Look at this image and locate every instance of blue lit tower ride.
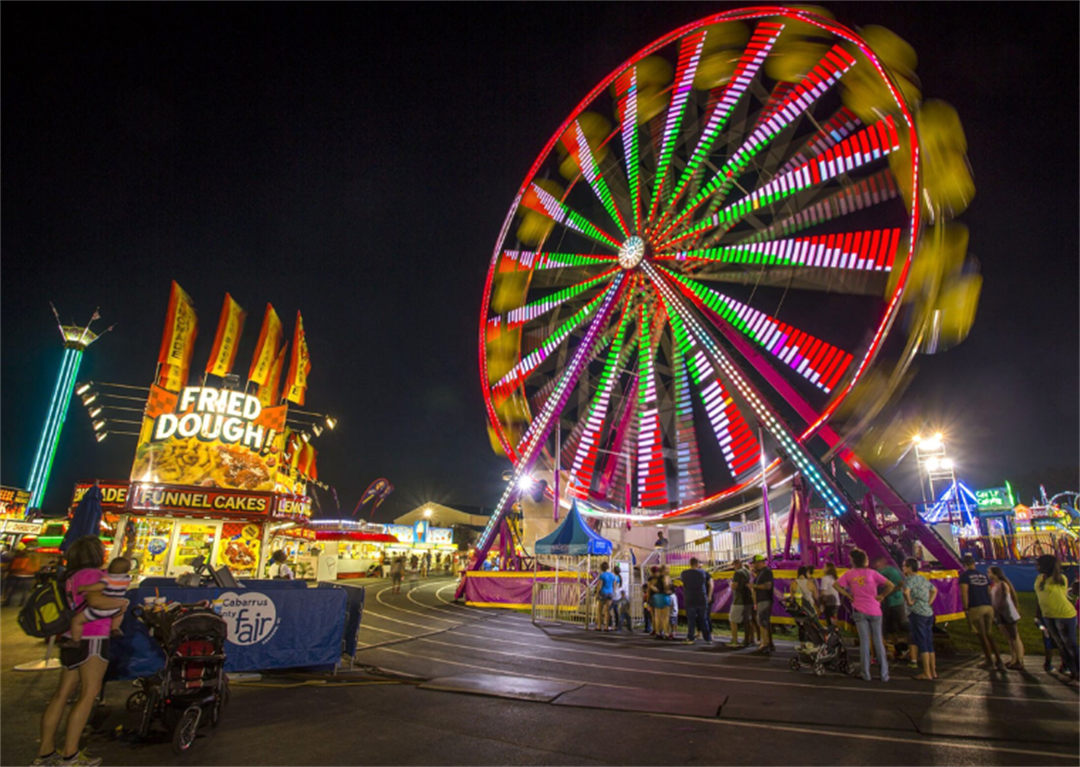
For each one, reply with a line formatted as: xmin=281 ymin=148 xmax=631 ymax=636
xmin=25 ymin=305 xmax=111 ymax=511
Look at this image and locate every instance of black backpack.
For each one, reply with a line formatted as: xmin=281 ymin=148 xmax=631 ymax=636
xmin=18 ymin=569 xmax=75 ymax=638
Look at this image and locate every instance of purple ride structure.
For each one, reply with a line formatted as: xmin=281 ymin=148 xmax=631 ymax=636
xmin=463 ymin=6 xmax=968 ymax=599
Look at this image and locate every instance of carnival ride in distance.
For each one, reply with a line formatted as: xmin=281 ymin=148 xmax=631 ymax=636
xmin=464 ymin=5 xmax=981 ymax=590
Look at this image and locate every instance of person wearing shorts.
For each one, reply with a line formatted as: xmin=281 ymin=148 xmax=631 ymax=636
xmin=902 ymin=557 xmax=937 ymax=680
xmin=390 ymin=557 xmax=405 ymax=593
xmin=728 ymin=559 xmax=754 ymax=646
xmin=750 ymin=555 xmax=775 ymax=654
xmin=959 ymin=555 xmax=1003 ymax=670
xmin=35 ymin=536 xmax=128 ymax=767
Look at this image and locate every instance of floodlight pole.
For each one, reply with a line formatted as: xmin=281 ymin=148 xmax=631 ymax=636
xmin=26 ymin=307 xmax=110 ymax=511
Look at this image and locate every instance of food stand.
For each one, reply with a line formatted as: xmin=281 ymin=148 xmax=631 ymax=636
xmin=108 ymin=483 xmax=314 ymax=581
xmin=103 ymin=283 xmax=325 ymax=583
xmin=0 ymin=486 xmax=38 ymax=545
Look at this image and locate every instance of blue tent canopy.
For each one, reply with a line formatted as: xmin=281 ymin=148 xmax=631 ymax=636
xmin=534 ymin=500 xmax=612 ymax=556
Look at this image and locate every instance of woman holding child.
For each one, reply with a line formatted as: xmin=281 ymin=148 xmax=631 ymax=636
xmin=34 ymin=536 xmax=129 ymax=767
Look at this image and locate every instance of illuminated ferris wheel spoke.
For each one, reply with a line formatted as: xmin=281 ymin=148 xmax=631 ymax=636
xmin=499 ymin=268 xmax=619 ymax=328
xmin=499 ymin=249 xmax=616 ymax=272
xmin=561 ymin=120 xmax=632 ymax=238
xmin=671 ymin=339 xmax=705 ymax=505
xmin=776 ymin=106 xmax=862 ymax=177
xmin=490 ymin=285 xmax=615 ymax=406
xmin=663 ymin=269 xmax=854 ymax=393
xmin=657 ymin=44 xmax=858 ymax=243
xmin=645 ymin=29 xmax=707 ymax=228
xmin=740 ymin=170 xmax=901 ymax=246
xmin=520 ymin=182 xmax=622 ymax=250
xmin=661 ymin=115 xmax=901 ymax=249
xmin=659 ymin=21 xmax=784 ymax=227
xmin=636 ymin=302 xmax=669 ymax=507
xmin=659 ymin=228 xmax=900 ymax=272
xmin=667 ymin=305 xmax=760 ymax=480
xmin=566 ymin=306 xmax=634 ymax=498
xmin=614 ymin=68 xmax=643 ymax=232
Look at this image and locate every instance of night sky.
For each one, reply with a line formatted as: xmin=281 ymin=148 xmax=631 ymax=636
xmin=3 ymin=3 xmax=1077 ymax=521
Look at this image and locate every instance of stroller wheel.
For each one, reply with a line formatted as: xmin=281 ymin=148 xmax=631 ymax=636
xmin=813 ymin=662 xmax=826 ymax=677
xmin=126 ymin=691 xmax=148 ymax=714
xmin=138 ymin=689 xmax=158 ymax=739
xmin=837 ymin=659 xmax=850 ymax=675
xmin=172 ymin=706 xmax=200 ymax=754
xmin=210 ymin=698 xmax=222 ymax=728
xmin=789 ymin=658 xmax=801 ymax=671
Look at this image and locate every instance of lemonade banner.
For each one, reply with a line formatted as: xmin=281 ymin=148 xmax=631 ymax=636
xmin=131 ymin=383 xmax=288 ymax=493
xmin=156 ymin=281 xmax=199 ymax=393
xmin=70 ymin=482 xmax=130 ymax=513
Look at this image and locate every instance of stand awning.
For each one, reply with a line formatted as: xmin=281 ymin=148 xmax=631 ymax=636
xmin=534 ymin=500 xmax=612 ymax=556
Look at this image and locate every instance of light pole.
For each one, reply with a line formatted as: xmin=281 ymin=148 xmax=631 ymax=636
xmin=913 ymin=432 xmax=957 ymax=521
xmin=26 ymin=306 xmax=111 ymax=510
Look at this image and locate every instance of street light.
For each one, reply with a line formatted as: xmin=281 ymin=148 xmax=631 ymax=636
xmin=95 ymin=432 xmax=108 ymax=443
xmin=75 ymin=382 xmax=93 ymax=396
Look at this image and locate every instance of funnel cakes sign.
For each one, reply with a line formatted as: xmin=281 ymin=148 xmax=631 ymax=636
xmin=131 ymin=384 xmax=288 ymax=492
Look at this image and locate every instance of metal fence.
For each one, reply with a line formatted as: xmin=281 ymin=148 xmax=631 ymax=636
xmin=958 ymin=532 xmax=1078 ymax=563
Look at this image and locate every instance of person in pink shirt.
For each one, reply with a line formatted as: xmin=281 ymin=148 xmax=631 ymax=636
xmin=834 ymin=548 xmax=896 ymax=682
xmin=35 ymin=536 xmax=128 ymax=767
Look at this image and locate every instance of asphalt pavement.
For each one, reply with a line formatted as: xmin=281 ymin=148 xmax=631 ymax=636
xmin=1 ymin=576 xmax=1077 ymax=766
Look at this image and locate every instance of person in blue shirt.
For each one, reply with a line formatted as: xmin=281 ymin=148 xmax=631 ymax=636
xmin=595 ymin=561 xmax=617 ymax=631
xmin=959 ymin=555 xmax=1003 ymax=670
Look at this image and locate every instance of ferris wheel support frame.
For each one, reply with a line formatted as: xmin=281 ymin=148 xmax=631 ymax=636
xmin=684 ymin=282 xmax=962 ymax=569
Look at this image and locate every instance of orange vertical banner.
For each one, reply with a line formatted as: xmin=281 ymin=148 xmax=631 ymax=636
xmin=206 ymin=293 xmax=247 ymax=377
xmin=283 ymin=311 xmax=312 ymax=406
xmin=156 ymin=281 xmax=199 ymax=392
xmin=247 ymin=304 xmax=282 ymax=386
xmin=258 ymin=343 xmax=288 ymax=408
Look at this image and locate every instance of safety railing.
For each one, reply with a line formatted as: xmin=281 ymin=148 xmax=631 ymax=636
xmin=958 ymin=532 xmax=1078 ymax=564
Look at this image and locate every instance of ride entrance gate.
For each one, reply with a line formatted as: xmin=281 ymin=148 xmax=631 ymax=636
xmin=531 ymin=554 xmax=642 ymax=629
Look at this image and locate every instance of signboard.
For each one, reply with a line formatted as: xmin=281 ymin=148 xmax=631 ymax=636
xmin=1 ymin=521 xmax=43 ymax=535
xmin=427 ymin=527 xmax=453 ymax=545
xmin=975 ymin=486 xmax=1013 ymax=510
xmin=131 ymin=384 xmax=289 ymax=493
xmin=126 ymin=482 xmax=274 ymax=518
xmin=70 ymin=482 xmax=130 ymax=513
xmin=277 ymin=526 xmax=316 ymax=541
xmin=0 ymin=486 xmax=31 ymax=520
xmin=384 ymin=524 xmax=415 ymax=545
xmin=275 ymin=494 xmax=313 ymax=519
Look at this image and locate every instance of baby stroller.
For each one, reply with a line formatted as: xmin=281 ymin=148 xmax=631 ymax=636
xmin=782 ymin=595 xmax=852 ymax=677
xmin=127 ymin=602 xmax=229 ymax=753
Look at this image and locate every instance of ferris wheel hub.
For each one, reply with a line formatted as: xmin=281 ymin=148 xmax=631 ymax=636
xmin=618 ymin=236 xmax=647 ymax=270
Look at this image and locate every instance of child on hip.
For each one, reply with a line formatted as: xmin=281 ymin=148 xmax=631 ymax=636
xmin=70 ymin=557 xmax=132 ymax=640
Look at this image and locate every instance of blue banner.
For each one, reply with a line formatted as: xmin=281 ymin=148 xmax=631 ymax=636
xmin=108 ymin=584 xmax=346 ymax=680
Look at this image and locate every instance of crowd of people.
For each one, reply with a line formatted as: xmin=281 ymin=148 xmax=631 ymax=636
xmin=587 ymin=548 xmax=1079 ymax=684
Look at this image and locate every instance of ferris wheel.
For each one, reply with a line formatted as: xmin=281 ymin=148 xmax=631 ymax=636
xmin=477 ymin=6 xmax=928 ymax=549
